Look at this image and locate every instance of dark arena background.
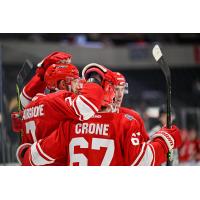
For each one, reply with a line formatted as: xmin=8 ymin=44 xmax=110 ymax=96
xmin=0 ymin=33 xmax=200 ymax=165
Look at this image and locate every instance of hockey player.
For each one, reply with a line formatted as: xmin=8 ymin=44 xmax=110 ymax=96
xmin=12 ymin=51 xmax=73 ymax=134
xmin=112 ymin=72 xmax=149 ymax=142
xmin=11 ymin=52 xmax=77 ymax=134
xmin=16 ymin=63 xmax=114 ymax=165
xmin=20 ymin=64 xmax=182 ymax=166
xmin=20 ymin=51 xmax=72 ymax=108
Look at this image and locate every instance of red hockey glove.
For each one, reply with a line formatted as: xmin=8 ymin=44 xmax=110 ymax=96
xmin=11 ymin=112 xmax=22 ymax=133
xmin=36 ymin=51 xmax=72 ymax=80
xmin=151 ymin=125 xmax=182 ymax=152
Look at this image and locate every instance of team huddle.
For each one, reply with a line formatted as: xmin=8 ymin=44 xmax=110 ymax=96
xmin=12 ymin=51 xmax=182 ymax=166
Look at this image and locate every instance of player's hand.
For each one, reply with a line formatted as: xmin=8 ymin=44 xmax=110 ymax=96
xmin=11 ymin=112 xmax=22 ymax=133
xmin=152 ymin=125 xmax=182 ymax=151
xmin=36 ymin=51 xmax=72 ymax=79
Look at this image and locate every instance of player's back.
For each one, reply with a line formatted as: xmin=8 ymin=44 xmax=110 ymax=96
xmin=21 ymin=90 xmax=73 ymax=144
xmin=22 ymin=105 xmax=180 ymax=166
xmin=66 ymin=112 xmax=139 ymax=166
xmin=119 ymin=107 xmax=149 ymax=141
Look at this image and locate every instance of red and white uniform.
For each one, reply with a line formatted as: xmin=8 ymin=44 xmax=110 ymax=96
xmin=20 ymin=73 xmax=47 ymax=108
xmin=17 ymin=83 xmax=104 ymax=165
xmin=119 ymin=107 xmax=149 ymax=142
xmin=20 ymin=51 xmax=72 ymax=108
xmin=21 ymin=112 xmax=181 ymax=166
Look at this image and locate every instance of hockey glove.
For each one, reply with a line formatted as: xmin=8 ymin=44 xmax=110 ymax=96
xmin=151 ymin=125 xmax=182 ymax=152
xmin=36 ymin=51 xmax=72 ymax=80
xmin=11 ymin=112 xmax=22 ymax=133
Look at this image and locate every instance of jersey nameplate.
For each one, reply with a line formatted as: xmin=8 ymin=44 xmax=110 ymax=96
xmin=75 ymin=123 xmax=109 ymax=136
xmin=23 ymin=104 xmax=44 ymax=120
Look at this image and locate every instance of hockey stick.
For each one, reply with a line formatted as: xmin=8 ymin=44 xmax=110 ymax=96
xmin=152 ymin=44 xmax=173 ymax=166
xmin=16 ymin=59 xmax=34 ymax=139
xmin=16 ymin=59 xmax=34 ymax=106
xmin=17 ymin=59 xmax=34 ymax=90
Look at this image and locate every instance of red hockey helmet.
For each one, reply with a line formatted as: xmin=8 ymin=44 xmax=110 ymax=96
xmin=113 ymin=72 xmax=128 ymax=94
xmin=82 ymin=63 xmax=116 ymax=107
xmin=44 ymin=63 xmax=79 ymax=90
xmin=113 ymin=72 xmax=126 ymax=86
xmin=82 ymin=63 xmax=107 ymax=81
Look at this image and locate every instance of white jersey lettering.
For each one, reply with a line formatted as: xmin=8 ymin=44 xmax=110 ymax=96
xmin=75 ymin=123 xmax=109 ymax=136
xmin=23 ymin=104 xmax=44 ymax=120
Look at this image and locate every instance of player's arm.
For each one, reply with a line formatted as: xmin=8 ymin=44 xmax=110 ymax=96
xmin=52 ymin=66 xmax=106 ymax=121
xmin=124 ymin=120 xmax=182 ymax=166
xmin=70 ymin=82 xmax=104 ymax=121
xmin=17 ymin=121 xmax=68 ymax=166
xmin=20 ymin=74 xmax=47 ymax=108
xmin=131 ymin=110 xmax=150 ymax=141
xmin=69 ymin=64 xmax=115 ymax=121
xmin=20 ymin=52 xmax=72 ymax=108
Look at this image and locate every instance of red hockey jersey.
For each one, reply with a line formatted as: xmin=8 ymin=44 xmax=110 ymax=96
xmin=17 ymin=83 xmax=104 ymax=165
xmin=20 ymin=74 xmax=47 ymax=108
xmin=119 ymin=107 xmax=149 ymax=142
xmin=21 ymin=82 xmax=104 ymax=143
xmin=22 ymin=112 xmax=169 ymax=166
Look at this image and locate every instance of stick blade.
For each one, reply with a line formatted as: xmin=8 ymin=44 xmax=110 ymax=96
xmin=17 ymin=59 xmax=33 ymax=87
xmin=152 ymin=44 xmax=163 ymax=61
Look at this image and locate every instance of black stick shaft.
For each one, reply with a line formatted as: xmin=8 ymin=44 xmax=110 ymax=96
xmin=166 ymin=73 xmax=171 ymax=128
xmin=158 ymin=57 xmax=173 ymax=166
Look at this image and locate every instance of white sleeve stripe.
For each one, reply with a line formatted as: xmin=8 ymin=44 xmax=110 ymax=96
xmin=20 ymin=92 xmax=31 ymax=108
xmin=79 ymin=95 xmax=98 ymax=112
xmin=137 ymin=145 xmax=154 ymax=166
xmin=72 ymin=99 xmax=84 ymax=121
xmin=22 ymin=88 xmax=32 ymax=100
xmin=72 ymin=98 xmax=81 ymax=116
xmin=131 ymin=143 xmax=146 ymax=166
xmin=73 ymin=96 xmax=95 ymax=120
xmin=29 ymin=155 xmax=35 ymax=166
xmin=30 ymin=142 xmax=54 ymax=166
xmin=37 ymin=141 xmax=54 ymax=161
xmin=16 ymin=143 xmax=31 ymax=165
xmin=79 ymin=96 xmax=97 ymax=114
xmin=148 ymin=144 xmax=155 ymax=166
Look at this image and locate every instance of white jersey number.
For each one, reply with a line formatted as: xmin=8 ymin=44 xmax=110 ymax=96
xmin=69 ymin=137 xmax=114 ymax=166
xmin=25 ymin=121 xmax=37 ymax=142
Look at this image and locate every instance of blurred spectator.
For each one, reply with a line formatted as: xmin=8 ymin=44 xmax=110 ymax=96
xmin=148 ymin=104 xmax=176 ymax=138
xmin=148 ymin=104 xmax=178 ymax=165
xmin=192 ymin=79 xmax=200 ymax=95
xmin=179 ymin=129 xmax=191 ymax=164
xmin=179 ymin=128 xmax=200 ymax=165
xmin=188 ymin=128 xmax=199 ymax=162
